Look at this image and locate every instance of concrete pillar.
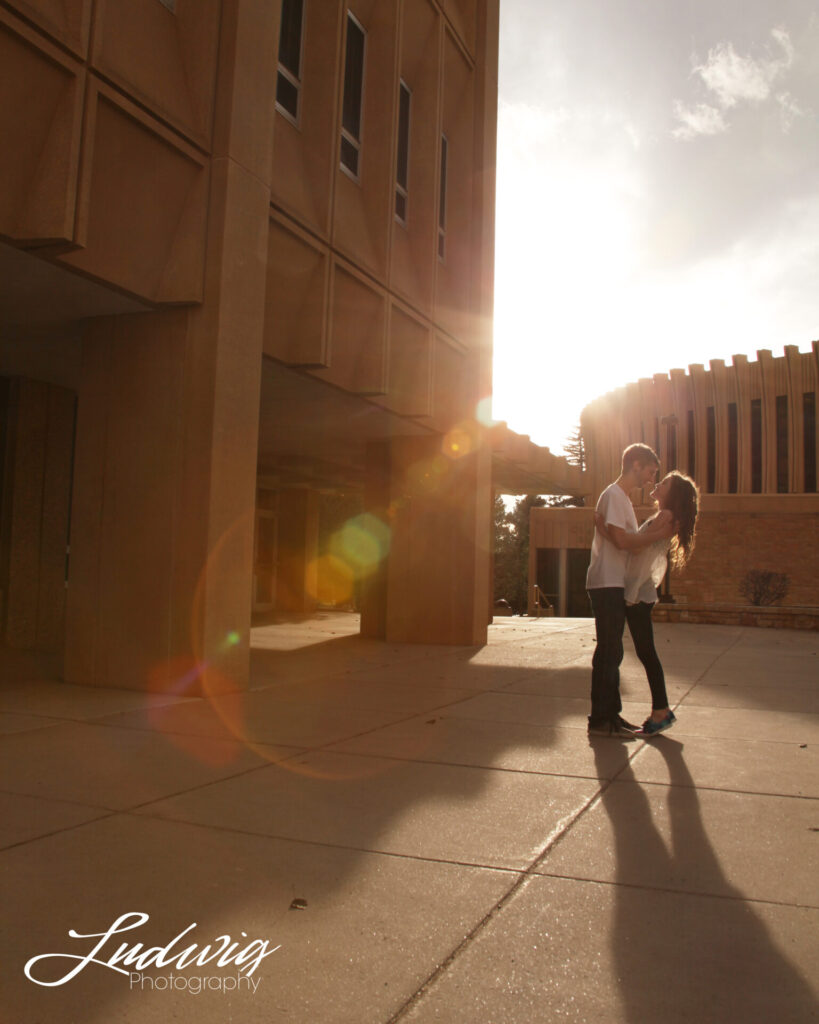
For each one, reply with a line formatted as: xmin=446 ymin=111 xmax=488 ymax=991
xmin=63 ymin=1 xmax=279 ymax=693
xmin=368 ymin=433 xmax=490 ymax=646
xmin=276 ymin=489 xmax=320 ymax=614
xmin=1 ymin=378 xmax=74 ymax=652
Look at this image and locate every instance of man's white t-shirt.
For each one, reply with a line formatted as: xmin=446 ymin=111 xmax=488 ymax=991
xmin=586 ymin=482 xmax=638 ymax=590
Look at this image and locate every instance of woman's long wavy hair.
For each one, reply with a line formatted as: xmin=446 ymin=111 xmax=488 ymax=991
xmin=664 ymin=471 xmax=699 ymax=568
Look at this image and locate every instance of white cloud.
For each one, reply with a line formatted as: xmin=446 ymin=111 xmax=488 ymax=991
xmin=673 ymin=28 xmax=801 ymax=139
xmin=776 ymin=91 xmax=806 ymax=132
xmin=672 ymin=102 xmax=728 ymax=140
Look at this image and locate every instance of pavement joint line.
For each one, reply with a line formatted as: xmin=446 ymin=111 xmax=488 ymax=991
xmin=605 ymin=776 xmax=819 ymax=801
xmin=384 ymin=748 xmax=645 ymax=1023
xmin=0 ymin=810 xmax=119 ymax=853
xmin=523 ymin=871 xmax=819 ymax=910
xmin=317 ymin=746 xmax=622 ymax=783
xmin=674 ymin=627 xmax=750 ymax=707
xmin=0 ymin=787 xmax=113 ymax=812
xmin=117 ymin=810 xmax=527 ymax=874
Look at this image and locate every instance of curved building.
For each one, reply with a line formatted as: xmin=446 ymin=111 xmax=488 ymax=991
xmin=530 ymin=344 xmax=819 ymax=627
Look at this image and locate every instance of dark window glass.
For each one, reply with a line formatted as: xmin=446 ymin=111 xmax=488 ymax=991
xmin=276 ymin=0 xmax=304 ymax=121
xmin=341 ymin=14 xmax=365 ymax=175
xmin=438 ymin=134 xmax=448 ymax=259
xmin=706 ymin=406 xmax=715 ymax=493
xmin=276 ymin=76 xmax=299 ymax=118
xmin=804 ymin=392 xmax=816 ymax=492
xmin=536 ymin=548 xmax=559 ymax=606
xmin=666 ymin=423 xmax=677 ymax=471
xmin=687 ymin=409 xmax=695 ymax=478
xmin=776 ymin=394 xmax=788 ymax=492
xmin=395 ymin=81 xmax=410 ymax=222
xmin=278 ymin=0 xmax=303 ymax=77
xmin=728 ymin=402 xmax=738 ymax=493
xmin=750 ymin=399 xmax=762 ymax=493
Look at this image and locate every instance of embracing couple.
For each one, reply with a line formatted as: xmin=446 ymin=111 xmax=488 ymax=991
xmin=586 ymin=443 xmax=699 ymax=739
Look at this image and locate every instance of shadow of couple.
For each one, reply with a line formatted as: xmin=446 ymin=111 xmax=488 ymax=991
xmin=591 ymin=739 xmax=815 ymax=1023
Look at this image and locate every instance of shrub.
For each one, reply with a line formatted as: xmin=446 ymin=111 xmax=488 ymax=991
xmin=739 ymin=570 xmax=790 ymax=607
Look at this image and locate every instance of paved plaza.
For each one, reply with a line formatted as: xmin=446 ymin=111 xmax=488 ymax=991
xmin=1 ymin=615 xmax=817 ymax=1023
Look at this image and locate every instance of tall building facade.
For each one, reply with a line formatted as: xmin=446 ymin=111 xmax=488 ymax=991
xmin=530 ymin=345 xmax=819 ymax=627
xmin=0 ymin=0 xmax=502 ymax=692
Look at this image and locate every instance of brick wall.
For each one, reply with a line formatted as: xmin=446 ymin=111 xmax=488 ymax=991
xmin=668 ymin=499 xmax=819 ymax=608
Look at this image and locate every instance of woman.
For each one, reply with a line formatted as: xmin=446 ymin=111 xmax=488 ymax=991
xmin=594 ymin=471 xmax=699 ymax=736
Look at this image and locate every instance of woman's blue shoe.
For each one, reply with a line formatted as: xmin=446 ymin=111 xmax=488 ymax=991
xmin=639 ymin=711 xmax=676 ymax=736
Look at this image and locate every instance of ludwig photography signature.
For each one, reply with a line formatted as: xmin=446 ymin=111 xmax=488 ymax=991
xmin=24 ymin=912 xmax=280 ymax=993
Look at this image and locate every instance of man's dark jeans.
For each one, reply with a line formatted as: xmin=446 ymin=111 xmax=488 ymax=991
xmin=588 ymin=587 xmax=626 ymax=725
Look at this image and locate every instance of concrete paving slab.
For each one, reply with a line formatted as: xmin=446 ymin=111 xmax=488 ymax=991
xmin=97 ymin=690 xmax=411 ymax=748
xmin=398 ymin=874 xmax=819 ymax=1024
xmin=536 ymin=776 xmax=818 ymax=906
xmin=134 ymin=750 xmax=600 ymax=870
xmin=0 ymin=720 xmax=301 ymax=809
xmin=328 ymin=713 xmax=636 ymax=780
xmin=502 ymin=663 xmax=690 ymax=704
xmin=697 ymin=660 xmax=818 ymax=689
xmin=2 ymin=618 xmax=816 ymax=1023
xmin=439 ymin=690 xmax=647 ymax=732
xmin=1 ymin=814 xmax=514 ymax=1024
xmin=0 ymin=681 xmax=193 ymax=720
xmin=0 ymin=791 xmax=109 ymax=848
xmin=669 ymin=705 xmax=819 ymax=743
xmin=349 ymin=658 xmax=543 ymax=691
xmin=680 ymin=682 xmax=819 ymax=713
xmin=0 ymin=712 xmax=63 ymax=735
xmin=251 ymin=676 xmax=480 ymax=714
xmin=629 ymin=733 xmax=819 ymax=798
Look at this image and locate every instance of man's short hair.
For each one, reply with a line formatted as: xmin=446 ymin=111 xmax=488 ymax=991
xmin=622 ymin=443 xmax=659 ymax=472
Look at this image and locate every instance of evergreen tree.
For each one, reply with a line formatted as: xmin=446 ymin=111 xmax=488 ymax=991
xmin=493 ymin=494 xmax=546 ymax=614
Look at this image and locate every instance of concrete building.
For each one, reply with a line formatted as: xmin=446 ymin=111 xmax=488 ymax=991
xmin=0 ymin=0 xmax=528 ymax=695
xmin=530 ymin=345 xmax=819 ymax=628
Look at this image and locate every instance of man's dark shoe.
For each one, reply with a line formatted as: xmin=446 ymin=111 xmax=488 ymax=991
xmin=616 ymin=715 xmax=640 ymax=732
xmin=588 ymin=718 xmax=636 ymax=740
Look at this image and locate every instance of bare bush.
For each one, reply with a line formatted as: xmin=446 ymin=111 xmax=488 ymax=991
xmin=739 ymin=570 xmax=790 ymax=607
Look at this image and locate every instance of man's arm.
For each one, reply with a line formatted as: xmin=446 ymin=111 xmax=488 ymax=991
xmin=595 ymin=511 xmax=673 ymax=551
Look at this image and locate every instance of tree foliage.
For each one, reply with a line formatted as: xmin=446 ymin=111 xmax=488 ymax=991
xmin=562 ymin=423 xmax=586 ymax=472
xmin=493 ymin=494 xmax=546 ymax=614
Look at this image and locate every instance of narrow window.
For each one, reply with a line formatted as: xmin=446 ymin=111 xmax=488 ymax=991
xmin=438 ymin=134 xmax=448 ymax=259
xmin=750 ymin=399 xmax=762 ymax=493
xmin=666 ymin=422 xmax=677 ymax=471
xmin=395 ymin=81 xmax=411 ymax=223
xmin=340 ymin=13 xmax=366 ymax=179
xmin=276 ymin=0 xmax=304 ymax=123
xmin=654 ymin=417 xmax=660 ymax=458
xmin=776 ymin=394 xmax=788 ymax=493
xmin=804 ymin=392 xmax=816 ymax=492
xmin=687 ymin=409 xmax=695 ymax=478
xmin=706 ymin=406 xmax=715 ymax=493
xmin=727 ymin=402 xmax=738 ymax=493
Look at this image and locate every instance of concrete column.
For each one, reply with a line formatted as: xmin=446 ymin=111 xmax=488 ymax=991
xmin=2 ymin=378 xmax=74 ymax=652
xmin=757 ymin=349 xmax=777 ymax=493
xmin=276 ymin=489 xmax=320 ymax=614
xmin=63 ymin=1 xmax=279 ymax=693
xmin=380 ymin=433 xmax=491 ymax=646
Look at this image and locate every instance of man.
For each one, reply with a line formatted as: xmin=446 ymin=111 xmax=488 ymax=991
xmin=586 ymin=443 xmax=660 ymax=738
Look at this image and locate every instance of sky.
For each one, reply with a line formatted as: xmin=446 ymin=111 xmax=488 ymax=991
xmin=491 ymin=0 xmax=819 ymax=455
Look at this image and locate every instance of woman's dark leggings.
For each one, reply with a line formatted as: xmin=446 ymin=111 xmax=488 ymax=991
xmin=624 ymin=602 xmax=669 ymax=710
